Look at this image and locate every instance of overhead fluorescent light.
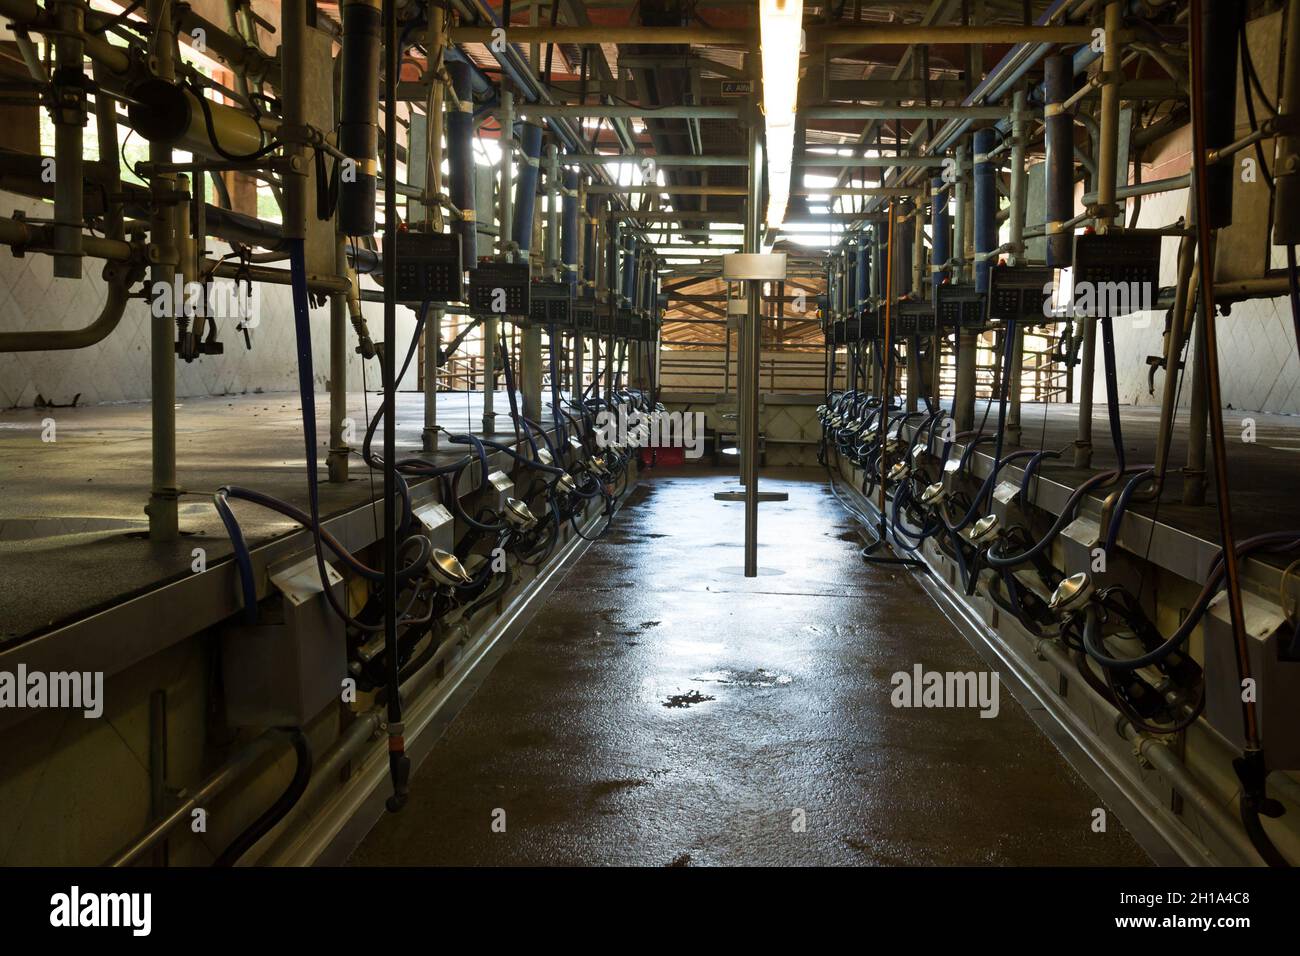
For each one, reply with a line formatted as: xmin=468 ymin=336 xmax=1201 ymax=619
xmin=760 ymin=0 xmax=803 ymax=229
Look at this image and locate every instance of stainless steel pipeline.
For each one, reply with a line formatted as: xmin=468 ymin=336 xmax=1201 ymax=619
xmin=0 ymin=260 xmax=141 ymax=352
xmin=106 ymin=729 xmax=288 ymax=867
xmin=1081 ymin=173 xmax=1191 ymax=206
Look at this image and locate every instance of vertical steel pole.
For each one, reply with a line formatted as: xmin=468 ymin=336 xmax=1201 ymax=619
xmin=742 ymin=122 xmax=761 ymax=577
xmin=878 ymin=200 xmax=895 ymax=541
xmin=147 ymin=0 xmax=178 ymax=542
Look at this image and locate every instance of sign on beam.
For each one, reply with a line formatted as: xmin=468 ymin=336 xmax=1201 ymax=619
xmin=722 ymin=253 xmax=788 ymax=281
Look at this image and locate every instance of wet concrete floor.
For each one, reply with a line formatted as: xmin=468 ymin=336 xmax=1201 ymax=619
xmin=350 ymin=468 xmax=1151 ymax=866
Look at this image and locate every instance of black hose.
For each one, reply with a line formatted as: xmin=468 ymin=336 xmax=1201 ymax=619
xmin=214 ymin=728 xmax=312 ymax=867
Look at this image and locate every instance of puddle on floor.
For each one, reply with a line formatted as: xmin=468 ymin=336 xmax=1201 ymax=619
xmin=662 ymin=689 xmax=715 ymax=708
xmin=693 ymin=668 xmax=792 ymax=688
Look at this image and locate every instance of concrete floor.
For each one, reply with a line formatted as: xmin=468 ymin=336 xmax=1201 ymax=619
xmin=350 ymin=468 xmax=1152 ymax=866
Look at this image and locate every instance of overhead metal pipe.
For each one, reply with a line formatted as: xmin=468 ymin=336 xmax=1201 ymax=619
xmin=816 ymin=24 xmax=1101 ymax=45
xmin=519 ymin=104 xmax=740 ymax=120
xmin=453 ymin=25 xmax=751 ymax=45
xmin=805 ymin=105 xmax=1008 ymax=120
xmin=563 ymin=154 xmax=747 ymax=167
xmin=801 ymin=155 xmax=949 ymax=168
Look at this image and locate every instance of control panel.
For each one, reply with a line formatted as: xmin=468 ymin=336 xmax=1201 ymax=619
xmin=986 ymin=265 xmax=1055 ymax=323
xmin=1071 ymin=232 xmax=1162 ymax=319
xmin=856 ymin=307 xmax=879 ymax=340
xmin=615 ymin=308 xmax=633 ymax=339
xmin=528 ymin=280 xmax=574 ymax=330
xmin=575 ymin=298 xmax=597 ymax=333
xmin=468 ymin=261 xmax=531 ymax=316
xmin=936 ymin=285 xmax=988 ymax=330
xmin=895 ymin=300 xmax=937 ymax=336
xmin=394 ymin=231 xmax=463 ymax=303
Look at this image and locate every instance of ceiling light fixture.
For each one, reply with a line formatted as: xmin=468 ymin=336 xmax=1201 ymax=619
xmin=759 ymin=0 xmax=804 ymax=229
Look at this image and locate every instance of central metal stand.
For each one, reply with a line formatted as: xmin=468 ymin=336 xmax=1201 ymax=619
xmin=710 ymin=121 xmax=786 ymax=577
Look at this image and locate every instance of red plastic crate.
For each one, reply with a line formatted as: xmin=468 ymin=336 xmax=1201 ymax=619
xmin=640 ymin=446 xmax=686 ymax=468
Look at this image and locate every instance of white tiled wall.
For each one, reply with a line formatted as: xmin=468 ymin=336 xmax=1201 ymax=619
xmin=1100 ymin=185 xmax=1300 ymax=414
xmin=0 ymin=193 xmax=419 ymax=408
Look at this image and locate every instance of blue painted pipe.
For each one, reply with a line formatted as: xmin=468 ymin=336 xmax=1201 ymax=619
xmin=973 ymin=129 xmax=997 ymax=293
xmin=871 ymin=227 xmax=883 ymax=303
xmin=447 ymin=60 xmax=477 ymax=267
xmin=930 ymin=177 xmax=950 ymax=303
xmin=511 ymin=123 xmax=544 ymax=252
xmin=855 ymin=239 xmax=869 ymax=308
xmin=929 ymin=0 xmax=1148 ymax=156
xmin=562 ymin=169 xmax=579 ymax=288
xmin=622 ymin=241 xmax=636 ymax=303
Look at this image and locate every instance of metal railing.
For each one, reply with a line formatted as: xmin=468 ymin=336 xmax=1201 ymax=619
xmin=659 ymin=348 xmax=827 ymax=393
